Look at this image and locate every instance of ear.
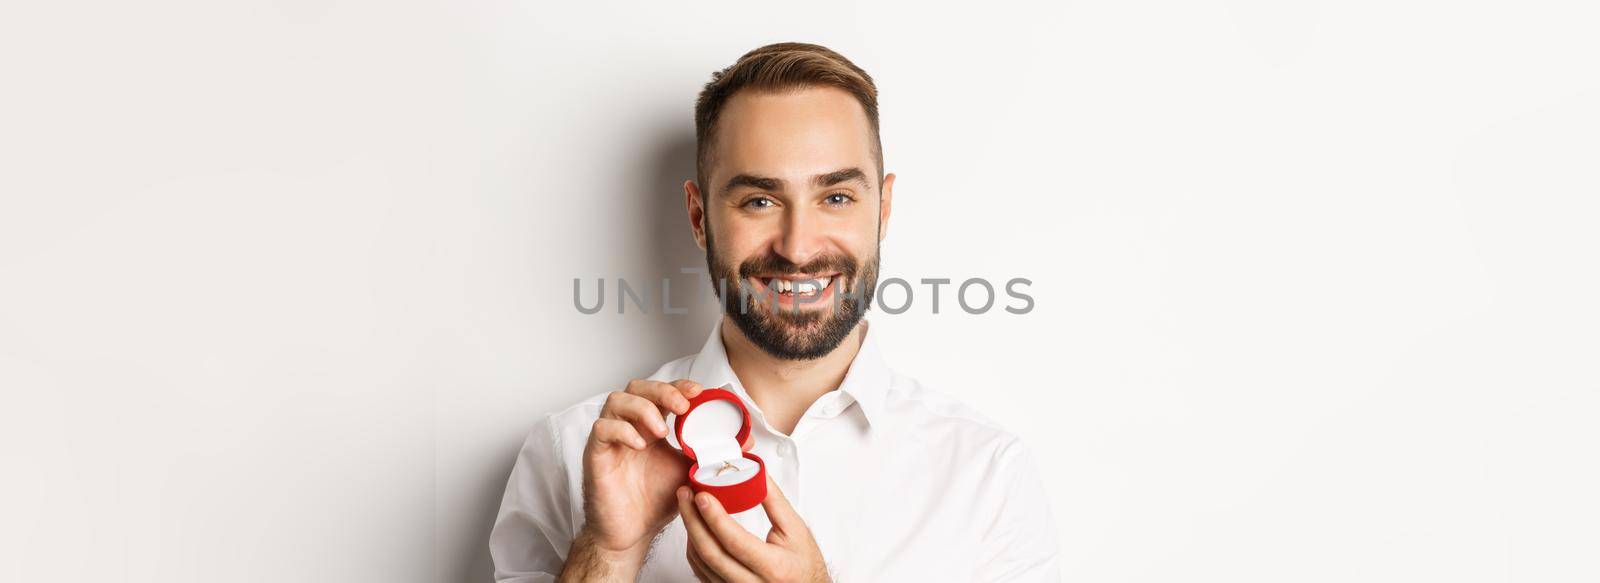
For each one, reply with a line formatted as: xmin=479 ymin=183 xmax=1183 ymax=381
xmin=877 ymin=172 xmax=896 ymax=241
xmin=685 ymin=179 xmax=708 ymax=250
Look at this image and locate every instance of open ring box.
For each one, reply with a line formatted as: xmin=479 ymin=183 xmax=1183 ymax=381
xmin=673 ymin=387 xmax=766 ymax=514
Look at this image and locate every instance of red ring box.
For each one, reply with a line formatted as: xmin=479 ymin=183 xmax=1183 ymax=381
xmin=673 ymin=387 xmax=766 ymax=514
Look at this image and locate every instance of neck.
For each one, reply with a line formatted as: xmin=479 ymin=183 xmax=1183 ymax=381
xmin=721 ymin=316 xmax=865 ymax=435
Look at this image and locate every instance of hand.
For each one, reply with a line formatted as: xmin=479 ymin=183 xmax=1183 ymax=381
xmin=564 ymin=380 xmax=755 ymax=582
xmin=577 ymin=379 xmax=702 ymax=559
xmin=677 ymin=474 xmax=831 ymax=583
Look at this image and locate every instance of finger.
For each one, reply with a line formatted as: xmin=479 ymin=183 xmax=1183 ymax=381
xmin=694 ymin=491 xmax=773 ymax=571
xmin=740 ymin=433 xmax=753 ymax=452
xmin=678 ymin=486 xmax=759 ymax=581
xmin=601 ymin=391 xmax=669 ymax=438
xmin=760 ymin=473 xmax=811 ymax=540
xmin=679 ymin=487 xmax=755 ymax=581
xmin=686 ymin=547 xmax=705 ymax=581
xmin=686 ymin=545 xmax=724 ymax=583
xmin=590 ymin=418 xmax=647 ymax=450
xmin=625 ymin=379 xmax=695 ymax=415
xmin=670 ymin=378 xmax=706 ymax=398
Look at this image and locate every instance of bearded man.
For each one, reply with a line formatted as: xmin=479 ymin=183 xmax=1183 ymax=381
xmin=489 ymin=42 xmax=1060 ymax=582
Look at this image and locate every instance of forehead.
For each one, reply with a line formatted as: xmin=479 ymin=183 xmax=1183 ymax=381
xmin=707 ymin=87 xmax=875 ymax=190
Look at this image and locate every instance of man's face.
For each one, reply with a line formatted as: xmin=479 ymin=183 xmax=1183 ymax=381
xmin=688 ymin=87 xmax=894 ymax=360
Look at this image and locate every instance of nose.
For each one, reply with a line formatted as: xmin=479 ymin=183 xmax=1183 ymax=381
xmin=773 ymin=206 xmax=824 ymax=267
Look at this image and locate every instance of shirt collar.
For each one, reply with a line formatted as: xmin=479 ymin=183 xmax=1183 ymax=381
xmin=685 ymin=318 xmax=892 ymax=426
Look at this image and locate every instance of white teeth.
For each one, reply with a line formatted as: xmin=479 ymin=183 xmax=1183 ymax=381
xmin=765 ymin=277 xmax=833 ymax=296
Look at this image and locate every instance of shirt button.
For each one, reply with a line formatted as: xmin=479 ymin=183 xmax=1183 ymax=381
xmin=778 ymin=442 xmax=795 ymax=456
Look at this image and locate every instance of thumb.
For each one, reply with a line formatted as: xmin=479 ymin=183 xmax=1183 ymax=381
xmin=760 ymin=473 xmax=809 ymax=540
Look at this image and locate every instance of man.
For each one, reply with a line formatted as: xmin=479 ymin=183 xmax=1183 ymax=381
xmin=490 ymin=42 xmax=1060 ymax=582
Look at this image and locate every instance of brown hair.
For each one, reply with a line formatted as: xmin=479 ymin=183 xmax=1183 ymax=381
xmin=693 ymin=42 xmax=882 ymax=193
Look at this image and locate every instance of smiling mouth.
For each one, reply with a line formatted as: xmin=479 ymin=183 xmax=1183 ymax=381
xmin=753 ymin=274 xmax=838 ymax=298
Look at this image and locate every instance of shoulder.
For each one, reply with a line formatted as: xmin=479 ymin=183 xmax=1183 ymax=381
xmin=879 ymin=372 xmax=1031 ymax=463
xmin=883 ymin=372 xmax=1012 ymax=436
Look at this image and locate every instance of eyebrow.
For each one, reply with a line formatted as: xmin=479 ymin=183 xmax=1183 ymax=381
xmin=720 ymin=167 xmax=872 ymax=196
xmin=722 ymin=174 xmax=782 ymax=193
xmin=815 ymin=167 xmax=869 ymax=188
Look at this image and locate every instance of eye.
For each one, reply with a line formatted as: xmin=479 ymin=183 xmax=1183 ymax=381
xmin=743 ymin=197 xmax=776 ymax=209
xmin=824 ymin=193 xmax=855 ymax=206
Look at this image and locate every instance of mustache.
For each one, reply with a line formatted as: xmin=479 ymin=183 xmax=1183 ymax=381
xmin=737 ymin=252 xmax=858 ymax=281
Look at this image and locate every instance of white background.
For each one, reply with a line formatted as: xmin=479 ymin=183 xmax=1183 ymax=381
xmin=2 ymin=1 xmax=1597 ymax=581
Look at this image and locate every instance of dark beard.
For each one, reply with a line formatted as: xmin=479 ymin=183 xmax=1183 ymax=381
xmin=704 ymin=238 xmax=878 ymax=361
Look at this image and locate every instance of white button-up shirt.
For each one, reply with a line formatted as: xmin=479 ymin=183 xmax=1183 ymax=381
xmin=490 ymin=321 xmax=1060 ymax=581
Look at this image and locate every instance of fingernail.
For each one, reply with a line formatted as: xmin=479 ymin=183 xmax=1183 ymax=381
xmin=677 ymin=487 xmax=688 ymax=502
xmin=695 ymin=494 xmax=710 ymax=509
